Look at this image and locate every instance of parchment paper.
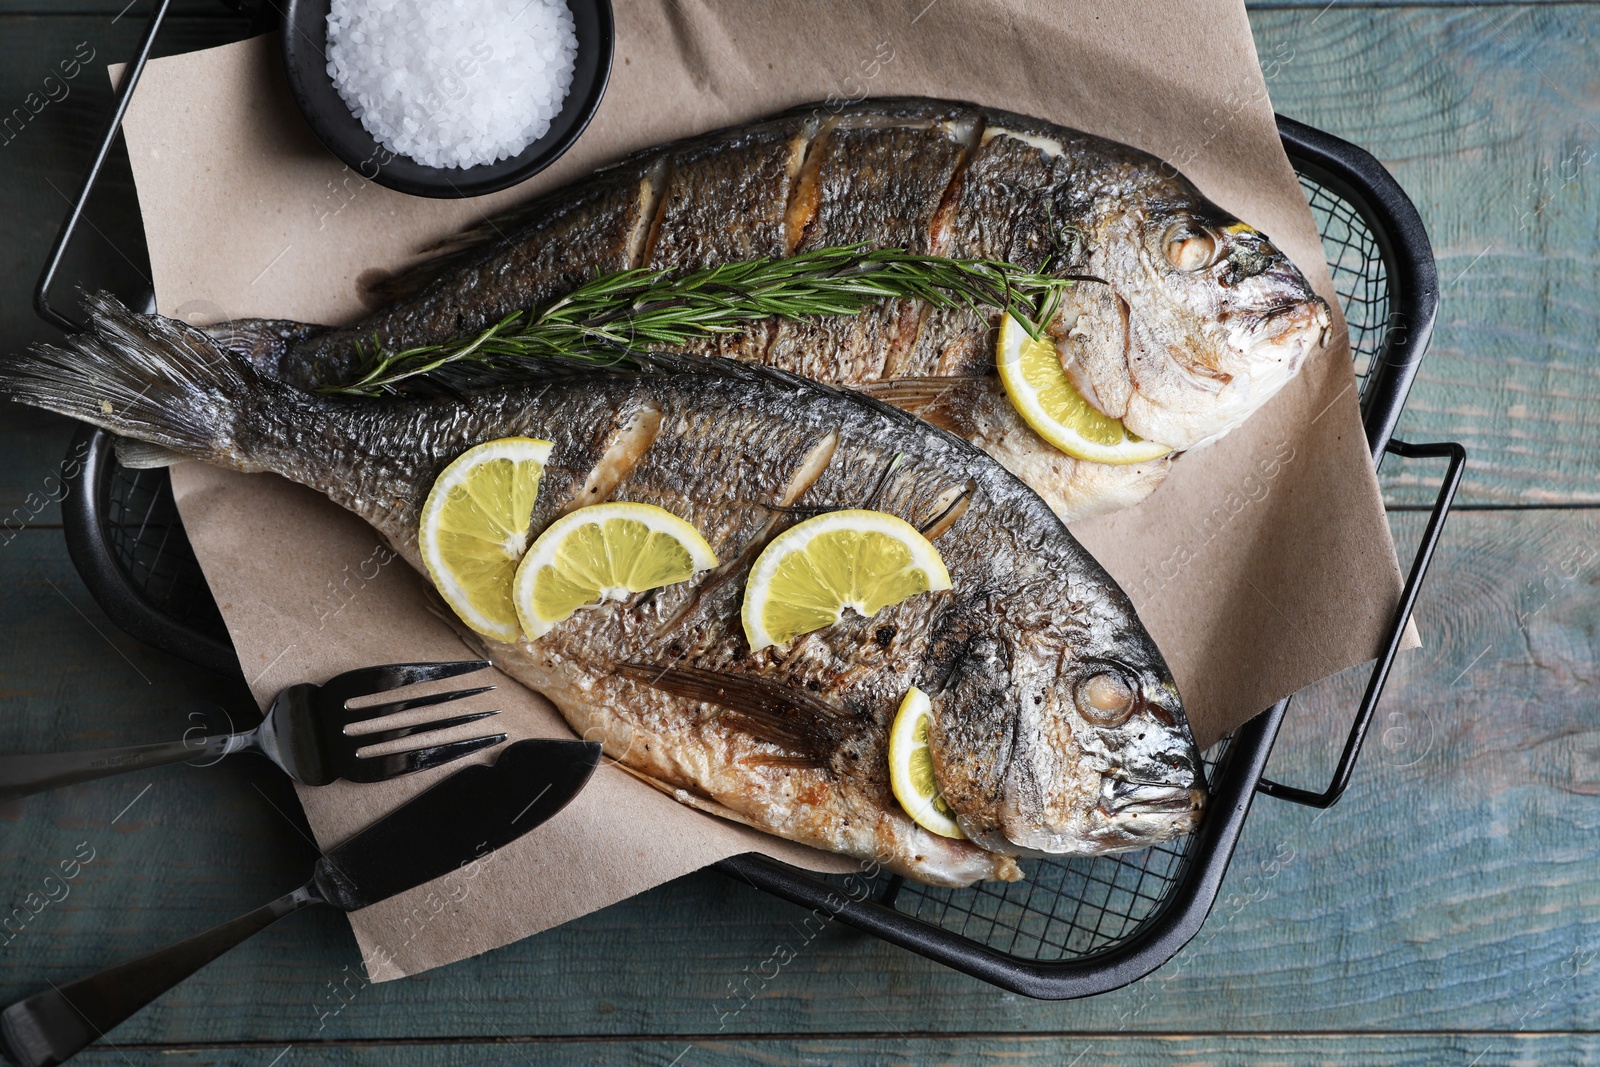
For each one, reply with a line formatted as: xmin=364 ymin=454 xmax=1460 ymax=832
xmin=112 ymin=0 xmax=1408 ymax=980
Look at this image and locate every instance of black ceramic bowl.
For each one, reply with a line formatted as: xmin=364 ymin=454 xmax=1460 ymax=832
xmin=281 ymin=0 xmax=613 ymax=198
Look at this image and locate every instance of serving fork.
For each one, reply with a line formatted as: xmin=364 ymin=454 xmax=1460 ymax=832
xmin=0 ymin=660 xmax=506 ymax=803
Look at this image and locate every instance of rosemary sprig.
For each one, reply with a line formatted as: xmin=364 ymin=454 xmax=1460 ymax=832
xmin=330 ymin=244 xmax=1076 ymax=396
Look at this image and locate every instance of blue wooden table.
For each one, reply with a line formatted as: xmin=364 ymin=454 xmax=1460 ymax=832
xmin=2 ymin=3 xmax=1597 ymax=1063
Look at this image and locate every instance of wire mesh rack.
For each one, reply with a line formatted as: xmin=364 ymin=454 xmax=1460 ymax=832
xmin=43 ymin=21 xmax=1462 ymax=999
xmin=102 ymin=467 xmax=228 ymax=639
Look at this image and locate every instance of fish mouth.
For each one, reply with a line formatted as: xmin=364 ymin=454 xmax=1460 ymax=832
xmin=1089 ymin=778 xmax=1207 ymax=849
xmin=1101 ymin=778 xmax=1207 ymax=817
xmin=1238 ymin=290 xmax=1331 ymax=351
xmin=967 ymin=776 xmax=1207 ymax=857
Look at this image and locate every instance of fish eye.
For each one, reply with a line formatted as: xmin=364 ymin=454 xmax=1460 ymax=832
xmin=1162 ymin=224 xmax=1221 ymax=272
xmin=1075 ymin=670 xmax=1138 ymax=727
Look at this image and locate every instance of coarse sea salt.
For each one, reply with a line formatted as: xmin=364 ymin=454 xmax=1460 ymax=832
xmin=325 ymin=0 xmax=578 ymax=171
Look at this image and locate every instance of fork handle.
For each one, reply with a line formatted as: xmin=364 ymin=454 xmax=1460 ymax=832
xmin=0 ymin=734 xmax=247 ymax=804
xmin=0 ymin=882 xmax=323 ymax=1067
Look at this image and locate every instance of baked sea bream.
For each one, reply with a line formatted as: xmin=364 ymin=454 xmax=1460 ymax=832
xmin=220 ymin=97 xmax=1330 ymax=521
xmin=2 ymin=295 xmax=1205 ymax=886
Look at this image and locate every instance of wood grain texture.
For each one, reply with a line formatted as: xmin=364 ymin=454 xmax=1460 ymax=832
xmin=0 ymin=3 xmax=229 ymax=14
xmin=1253 ymin=5 xmax=1600 ymax=506
xmin=37 ymin=1032 xmax=1600 ymax=1066
xmin=1 ymin=508 xmax=1596 ymax=1049
xmin=0 ymin=409 xmax=77 ymax=528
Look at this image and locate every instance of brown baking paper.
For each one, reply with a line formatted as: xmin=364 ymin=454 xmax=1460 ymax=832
xmin=112 ymin=0 xmax=1407 ymax=980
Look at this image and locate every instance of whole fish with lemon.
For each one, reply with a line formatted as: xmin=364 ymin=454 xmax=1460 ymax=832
xmin=3 ymin=295 xmax=1205 ymax=886
xmin=222 ymin=97 xmax=1330 ymax=521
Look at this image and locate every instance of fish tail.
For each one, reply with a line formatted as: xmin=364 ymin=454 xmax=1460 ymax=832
xmin=1 ymin=293 xmax=260 ymax=467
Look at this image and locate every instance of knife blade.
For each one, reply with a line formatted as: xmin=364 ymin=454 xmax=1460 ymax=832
xmin=314 ymin=737 xmax=600 ymax=911
xmin=0 ymin=738 xmax=602 ymax=1067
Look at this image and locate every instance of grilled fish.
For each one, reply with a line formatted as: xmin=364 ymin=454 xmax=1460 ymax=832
xmin=4 ymin=295 xmax=1205 ymax=886
xmin=222 ymin=97 xmax=1329 ymax=520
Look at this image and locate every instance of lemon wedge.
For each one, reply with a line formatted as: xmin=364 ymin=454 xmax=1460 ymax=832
xmin=995 ymin=312 xmax=1173 ymax=464
xmin=888 ymin=687 xmax=965 ymax=839
xmin=741 ymin=509 xmax=951 ymax=652
xmin=513 ymin=501 xmax=718 ymax=640
xmin=419 ymin=437 xmax=553 ymax=641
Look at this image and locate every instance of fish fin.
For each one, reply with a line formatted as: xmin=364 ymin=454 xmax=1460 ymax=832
xmin=854 ymin=377 xmax=976 ymax=434
xmin=617 ymin=662 xmax=855 ymax=767
xmin=855 ymin=376 xmax=970 ymax=407
xmin=113 ymin=436 xmax=187 ymax=469
xmin=357 ymin=175 xmax=632 ymax=306
xmin=360 ymin=251 xmax=477 ymax=307
xmin=0 ymin=293 xmax=253 ymax=465
xmin=361 ymin=221 xmax=530 ymax=307
xmin=201 ymin=318 xmax=329 ymax=382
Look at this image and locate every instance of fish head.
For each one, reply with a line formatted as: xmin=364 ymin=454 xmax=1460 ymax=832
xmin=1053 ymin=182 xmax=1332 ymax=451
xmin=926 ymin=595 xmax=1205 ymax=856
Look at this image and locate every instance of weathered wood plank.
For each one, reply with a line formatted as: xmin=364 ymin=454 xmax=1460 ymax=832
xmin=1 ymin=507 xmax=1596 ymax=1045
xmin=1254 ymin=6 xmax=1600 ymax=506
xmin=0 ymin=0 xmax=1571 ymax=13
xmin=42 ymin=1032 xmax=1600 ymax=1066
xmin=0 ymin=409 xmax=78 ymax=529
xmin=0 ymin=3 xmax=227 ymax=15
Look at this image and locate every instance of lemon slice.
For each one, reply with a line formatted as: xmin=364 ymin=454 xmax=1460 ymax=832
xmin=513 ymin=502 xmax=718 ymax=640
xmin=741 ymin=509 xmax=951 ymax=651
xmin=420 ymin=437 xmax=553 ymax=641
xmin=888 ymin=687 xmax=965 ymax=839
xmin=996 ymin=312 xmax=1173 ymax=464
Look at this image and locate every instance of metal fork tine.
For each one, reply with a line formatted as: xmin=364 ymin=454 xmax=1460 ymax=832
xmin=321 ymin=660 xmax=491 ymax=703
xmin=338 ymin=685 xmax=497 ymax=725
xmin=346 ymin=734 xmax=509 ymax=784
xmin=353 ymin=710 xmax=502 ymax=747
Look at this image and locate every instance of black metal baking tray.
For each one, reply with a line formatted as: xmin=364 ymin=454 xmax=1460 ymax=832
xmin=39 ymin=1 xmax=1463 ymax=1002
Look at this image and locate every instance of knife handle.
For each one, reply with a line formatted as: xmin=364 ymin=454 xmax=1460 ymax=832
xmin=0 ymin=733 xmax=247 ymax=805
xmin=0 ymin=882 xmax=322 ymax=1067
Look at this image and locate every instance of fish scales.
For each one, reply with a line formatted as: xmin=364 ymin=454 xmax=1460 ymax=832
xmin=3 ymin=298 xmax=1207 ymax=885
xmin=648 ymin=125 xmax=798 ymax=266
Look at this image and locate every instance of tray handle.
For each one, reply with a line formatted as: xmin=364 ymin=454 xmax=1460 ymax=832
xmin=1256 ymin=438 xmax=1465 ymax=808
xmin=34 ymin=0 xmax=172 ymax=332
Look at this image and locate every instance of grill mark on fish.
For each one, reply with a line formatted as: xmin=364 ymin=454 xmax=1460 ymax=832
xmin=885 ymin=115 xmax=985 ymax=379
xmin=920 ymin=480 xmax=974 ymax=541
xmin=650 ymin=428 xmax=839 ymax=639
xmin=880 ymin=299 xmax=924 ymax=379
xmin=756 ymin=316 xmax=782 ymax=364
xmin=626 ymin=158 xmax=671 ymax=268
xmin=564 ymin=400 xmax=663 ymax=512
xmin=928 ymin=115 xmax=985 ymax=256
xmin=783 ymin=121 xmax=831 ymax=254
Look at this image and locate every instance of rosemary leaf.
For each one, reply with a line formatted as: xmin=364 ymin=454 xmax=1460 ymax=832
xmin=328 ymin=244 xmax=1074 ymax=397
